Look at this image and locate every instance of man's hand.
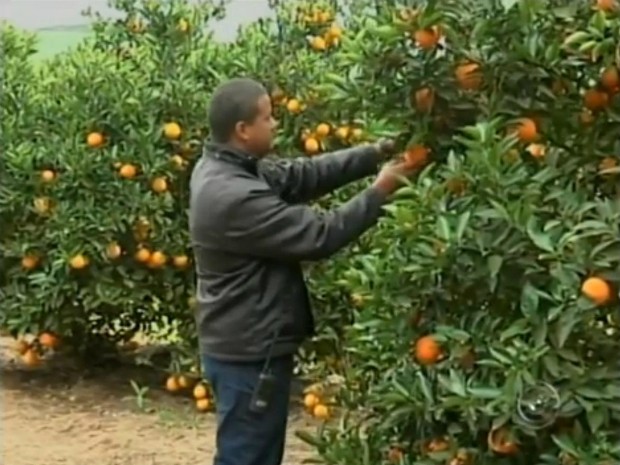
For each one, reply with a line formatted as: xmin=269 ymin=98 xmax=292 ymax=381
xmin=372 ymin=159 xmax=419 ymax=195
xmin=371 ymin=138 xmax=397 ymax=158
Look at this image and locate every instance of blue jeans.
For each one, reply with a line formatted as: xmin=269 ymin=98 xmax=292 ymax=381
xmin=202 ymin=354 xmax=294 ymax=465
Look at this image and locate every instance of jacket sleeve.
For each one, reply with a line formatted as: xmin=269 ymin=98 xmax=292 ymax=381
xmin=258 ymin=145 xmax=381 ymax=203
xmin=216 ymin=184 xmax=387 ymax=261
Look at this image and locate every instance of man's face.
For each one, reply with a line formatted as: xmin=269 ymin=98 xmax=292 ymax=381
xmin=237 ymin=94 xmax=277 ymax=157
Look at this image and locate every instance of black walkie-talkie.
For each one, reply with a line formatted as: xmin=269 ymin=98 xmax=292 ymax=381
xmin=248 ymin=328 xmax=280 ymax=413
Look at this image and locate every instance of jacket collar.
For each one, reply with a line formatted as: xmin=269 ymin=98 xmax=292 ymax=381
xmin=203 ymin=142 xmax=259 ymax=175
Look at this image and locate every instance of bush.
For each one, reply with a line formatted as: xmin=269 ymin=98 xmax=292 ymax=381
xmin=2 ymin=0 xmax=620 ymax=462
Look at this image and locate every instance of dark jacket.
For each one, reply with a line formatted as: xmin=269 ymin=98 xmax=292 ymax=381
xmin=189 ymin=143 xmax=387 ymax=361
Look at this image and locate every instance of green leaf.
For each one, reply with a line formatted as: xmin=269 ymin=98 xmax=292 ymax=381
xmin=586 ymin=408 xmax=605 ymax=433
xmin=520 ymin=283 xmax=539 ymax=318
xmin=526 ymin=217 xmax=554 ymax=253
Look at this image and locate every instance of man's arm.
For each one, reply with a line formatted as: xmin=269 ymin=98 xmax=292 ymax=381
xmin=214 ymin=183 xmax=387 ymax=261
xmin=259 ymin=144 xmax=385 ymax=204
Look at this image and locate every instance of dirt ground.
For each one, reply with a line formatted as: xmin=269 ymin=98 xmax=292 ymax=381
xmin=0 ymin=337 xmax=316 ymax=465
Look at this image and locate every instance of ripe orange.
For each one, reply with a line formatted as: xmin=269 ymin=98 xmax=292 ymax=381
xmin=148 ymin=251 xmax=167 ymax=268
xmin=22 ymin=348 xmax=41 ymax=367
xmin=313 ymin=403 xmax=330 ymax=420
xmin=335 ymin=126 xmax=350 ymax=141
xmin=316 ymin=123 xmax=331 ymax=137
xmin=86 ymin=132 xmax=104 ymax=148
xmin=135 ymin=247 xmax=151 ymax=263
xmin=427 ymin=437 xmax=450 ymax=452
xmin=414 ymin=27 xmax=440 ymax=50
xmin=599 ymin=156 xmax=618 ymax=174
xmin=350 ymin=128 xmax=364 ymax=141
xmin=119 ymin=164 xmax=138 ymax=179
xmin=40 ymin=170 xmax=56 ymax=183
xmin=193 ymin=383 xmax=208 ymax=400
xmin=196 ymin=398 xmax=211 ymax=412
xmin=172 ymin=254 xmax=189 ymax=269
xmin=69 ymin=254 xmax=90 ymax=270
xmin=601 ymin=67 xmax=619 ymax=90
xmin=303 ymin=393 xmax=320 ymax=409
xmin=21 ymin=254 xmax=39 ymax=270
xmin=151 ymin=177 xmax=168 ymax=193
xmin=526 ymin=143 xmax=546 ymax=158
xmin=414 ymin=87 xmax=435 ymax=112
xmin=455 ymin=62 xmax=482 ymax=90
xmin=177 ymin=375 xmax=192 ymax=389
xmin=310 ymin=36 xmax=327 ymax=51
xmin=326 ymin=24 xmax=343 ymax=41
xmin=15 ymin=339 xmax=30 ymax=355
xmin=414 ymin=335 xmax=442 ymax=365
xmin=286 ymin=98 xmax=301 ymax=113
xmin=163 ymin=122 xmax=182 ymax=140
xmin=515 ymin=118 xmax=538 ymax=143
xmin=304 ymin=137 xmax=320 ymax=155
xmin=581 ymin=277 xmax=612 ymax=305
xmin=38 ymin=332 xmax=60 ymax=349
xmin=106 ymin=242 xmax=122 ymax=260
xmin=387 ymin=447 xmax=404 ymax=463
xmin=596 ymin=0 xmax=618 ymax=12
xmin=487 ymin=427 xmax=519 ymax=455
xmin=404 ymin=145 xmax=430 ymax=168
xmin=584 ymin=88 xmax=609 ymax=111
xmin=165 ymin=375 xmax=180 ymax=392
xmin=33 ymin=196 xmax=52 ymax=215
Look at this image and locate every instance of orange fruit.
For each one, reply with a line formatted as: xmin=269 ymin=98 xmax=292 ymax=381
xmin=15 ymin=339 xmax=30 ymax=355
xmin=196 ymin=398 xmax=211 ymax=412
xmin=151 ymin=177 xmax=168 ymax=193
xmin=39 ymin=332 xmax=60 ymax=349
xmin=165 ymin=375 xmax=180 ymax=392
xmin=601 ymin=67 xmax=619 ymax=90
xmin=178 ymin=375 xmax=192 ymax=389
xmin=40 ymin=170 xmax=56 ymax=183
xmin=303 ymin=393 xmax=320 ymax=409
xmin=326 ymin=24 xmax=343 ymax=41
xmin=170 ymin=154 xmax=186 ymax=169
xmin=414 ymin=335 xmax=442 ymax=365
xmin=414 ymin=27 xmax=439 ymax=49
xmin=22 ymin=348 xmax=41 ymax=367
xmin=584 ymin=88 xmax=609 ymax=111
xmin=286 ymin=98 xmax=301 ymax=113
xmin=581 ymin=277 xmax=612 ymax=305
xmin=404 ymin=145 xmax=430 ymax=168
xmin=304 ymin=137 xmax=320 ymax=155
xmin=172 ymin=254 xmax=189 ymax=269
xmin=350 ymin=128 xmax=364 ymax=141
xmin=134 ymin=248 xmax=151 ymax=263
xmin=86 ymin=132 xmax=104 ymax=148
xmin=177 ymin=18 xmax=189 ymax=33
xmin=597 ymin=0 xmax=618 ymax=12
xmin=414 ymin=87 xmax=435 ymax=112
xmin=128 ymin=18 xmax=144 ymax=33
xmin=69 ymin=254 xmax=90 ymax=270
xmin=313 ymin=403 xmax=330 ymax=420
xmin=526 ymin=143 xmax=546 ymax=158
xmin=148 ymin=251 xmax=167 ymax=268
xmin=387 ymin=447 xmax=404 ymax=463
xmin=427 ymin=437 xmax=450 ymax=452
xmin=316 ymin=123 xmax=331 ymax=137
xmin=455 ymin=62 xmax=483 ymax=90
xmin=335 ymin=126 xmax=350 ymax=141
xmin=106 ymin=242 xmax=122 ymax=259
xmin=163 ymin=122 xmax=182 ymax=140
xmin=33 ymin=196 xmax=52 ymax=215
xmin=119 ymin=164 xmax=138 ymax=179
xmin=310 ymin=36 xmax=327 ymax=51
xmin=21 ymin=254 xmax=39 ymax=270
xmin=487 ymin=427 xmax=519 ymax=455
xmin=599 ymin=156 xmax=618 ymax=174
xmin=193 ymin=383 xmax=208 ymax=400
xmin=515 ymin=118 xmax=538 ymax=143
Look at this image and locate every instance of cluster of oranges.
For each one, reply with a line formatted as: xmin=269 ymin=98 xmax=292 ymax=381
xmin=308 ymin=23 xmax=343 ymax=52
xmin=165 ymin=373 xmax=213 ymax=412
xmin=14 ymin=331 xmax=60 ymax=367
xmin=302 ymin=387 xmax=331 ymax=420
xmin=299 ymin=123 xmax=365 ymax=156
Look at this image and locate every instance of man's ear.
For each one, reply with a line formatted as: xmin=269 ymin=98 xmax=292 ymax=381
xmin=235 ymin=121 xmax=250 ymax=141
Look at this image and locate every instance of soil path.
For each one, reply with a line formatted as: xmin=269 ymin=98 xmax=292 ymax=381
xmin=0 ymin=337 xmax=316 ymax=465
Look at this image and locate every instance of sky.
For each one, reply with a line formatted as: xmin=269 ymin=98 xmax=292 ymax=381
xmin=0 ymin=0 xmax=274 ymax=41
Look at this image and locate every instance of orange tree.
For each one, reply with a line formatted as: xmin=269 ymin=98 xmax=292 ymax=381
xmin=296 ymin=0 xmax=620 ymax=464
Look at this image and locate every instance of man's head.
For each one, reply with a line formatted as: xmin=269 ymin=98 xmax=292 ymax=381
xmin=208 ymin=78 xmax=277 ymax=157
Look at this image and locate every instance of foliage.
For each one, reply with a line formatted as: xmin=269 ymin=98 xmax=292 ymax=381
xmin=2 ymin=0 xmax=620 ymax=463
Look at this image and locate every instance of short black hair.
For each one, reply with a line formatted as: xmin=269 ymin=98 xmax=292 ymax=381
xmin=208 ymin=78 xmax=268 ymax=143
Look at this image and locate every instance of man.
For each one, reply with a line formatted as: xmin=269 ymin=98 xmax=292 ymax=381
xmin=189 ymin=78 xmax=417 ymax=465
